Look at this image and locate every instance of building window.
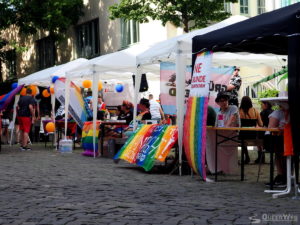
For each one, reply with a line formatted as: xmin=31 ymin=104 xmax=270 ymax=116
xmin=120 ymin=19 xmax=140 ymax=48
xmin=76 ymin=18 xmax=100 ymax=59
xmin=257 ymin=0 xmax=266 ymax=14
xmin=240 ymin=0 xmax=249 ymax=14
xmin=281 ymin=0 xmax=300 ymax=7
xmin=224 ymin=3 xmax=231 ymax=13
xmin=36 ymin=36 xmax=55 ymax=70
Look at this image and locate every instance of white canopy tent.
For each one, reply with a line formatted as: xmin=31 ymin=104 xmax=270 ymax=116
xmin=136 ymin=15 xmax=287 ymax=176
xmin=18 ymin=58 xmax=88 ymax=87
xmin=65 ymin=42 xmax=161 ymax=157
xmin=13 ymin=58 xmax=89 ymax=147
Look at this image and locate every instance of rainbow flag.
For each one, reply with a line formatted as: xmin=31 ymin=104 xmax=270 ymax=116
xmin=0 ymin=85 xmax=24 ymax=111
xmin=183 ymin=96 xmax=208 ymax=180
xmin=114 ymin=124 xmax=178 ymax=171
xmin=54 ymin=78 xmax=88 ymax=128
xmin=81 ymin=121 xmax=101 ymax=157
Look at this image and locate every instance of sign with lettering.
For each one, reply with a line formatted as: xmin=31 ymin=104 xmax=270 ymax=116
xmin=190 ymin=51 xmax=212 ymax=97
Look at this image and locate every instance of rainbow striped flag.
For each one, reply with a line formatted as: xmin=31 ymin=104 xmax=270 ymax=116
xmin=183 ymin=51 xmax=212 ymax=181
xmin=183 ymin=96 xmax=208 ymax=180
xmin=0 ymin=85 xmax=24 ymax=111
xmin=81 ymin=121 xmax=101 ymax=157
xmin=114 ymin=124 xmax=178 ymax=171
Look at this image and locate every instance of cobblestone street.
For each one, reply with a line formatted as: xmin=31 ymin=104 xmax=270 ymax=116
xmin=0 ymin=144 xmax=299 ymax=225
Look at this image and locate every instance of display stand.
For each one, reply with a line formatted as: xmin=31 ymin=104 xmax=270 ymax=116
xmin=264 ymin=156 xmax=300 ymax=199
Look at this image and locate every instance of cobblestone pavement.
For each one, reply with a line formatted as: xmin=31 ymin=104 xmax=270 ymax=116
xmin=0 ymin=144 xmax=299 ymax=225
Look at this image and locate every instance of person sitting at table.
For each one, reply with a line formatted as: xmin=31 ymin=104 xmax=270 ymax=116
xmin=255 ymin=101 xmax=273 ymax=163
xmin=137 ymin=98 xmax=152 ymax=123
xmin=267 ymin=102 xmax=289 ymax=186
xmin=206 ymin=91 xmax=240 ymax=175
xmin=239 ymin=96 xmax=263 ymax=164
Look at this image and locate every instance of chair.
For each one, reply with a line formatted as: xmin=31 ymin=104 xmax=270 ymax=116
xmin=40 ymin=117 xmax=55 ymax=148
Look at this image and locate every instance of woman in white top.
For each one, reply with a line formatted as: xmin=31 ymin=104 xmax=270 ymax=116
xmin=206 ymin=92 xmax=240 ymax=175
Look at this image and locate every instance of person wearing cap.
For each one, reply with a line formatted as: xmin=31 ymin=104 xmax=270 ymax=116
xmin=227 ymin=66 xmax=242 ymax=107
xmin=206 ymin=91 xmax=240 ymax=174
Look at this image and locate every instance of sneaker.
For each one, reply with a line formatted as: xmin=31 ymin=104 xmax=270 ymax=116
xmin=19 ymin=146 xmax=26 ymax=151
xmin=25 ymin=147 xmax=32 ymax=151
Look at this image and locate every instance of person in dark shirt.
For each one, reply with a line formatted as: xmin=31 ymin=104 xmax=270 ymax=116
xmin=255 ymin=101 xmax=274 ymax=163
xmin=119 ymin=101 xmax=133 ymax=125
xmin=137 ymin=98 xmax=151 ymax=122
xmin=17 ymin=88 xmax=36 ymax=151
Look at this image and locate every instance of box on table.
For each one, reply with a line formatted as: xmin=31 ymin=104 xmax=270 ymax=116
xmin=59 ymin=139 xmax=73 ymax=153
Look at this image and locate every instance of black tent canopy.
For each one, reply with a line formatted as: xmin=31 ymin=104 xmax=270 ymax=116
xmin=192 ymin=3 xmax=300 ymax=153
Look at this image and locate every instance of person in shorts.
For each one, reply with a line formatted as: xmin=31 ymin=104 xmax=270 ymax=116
xmin=17 ymin=88 xmax=36 ymax=151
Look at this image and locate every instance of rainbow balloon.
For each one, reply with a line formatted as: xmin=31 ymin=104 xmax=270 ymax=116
xmin=114 ymin=124 xmax=178 ymax=171
xmin=183 ymin=96 xmax=208 ymax=180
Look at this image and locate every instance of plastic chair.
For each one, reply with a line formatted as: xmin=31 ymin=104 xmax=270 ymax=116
xmin=40 ymin=117 xmax=55 ymax=148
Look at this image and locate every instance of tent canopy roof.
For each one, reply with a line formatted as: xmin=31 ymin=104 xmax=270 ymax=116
xmin=67 ymin=42 xmax=160 ymax=79
xmin=192 ymin=3 xmax=300 ymax=55
xmin=137 ymin=15 xmax=248 ymax=65
xmin=18 ymin=58 xmax=88 ymax=87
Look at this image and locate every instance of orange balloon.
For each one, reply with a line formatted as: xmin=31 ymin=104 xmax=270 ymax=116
xmin=82 ymin=80 xmax=92 ymax=88
xmin=29 ymin=85 xmax=38 ymax=96
xmin=49 ymin=86 xmax=55 ymax=94
xmin=20 ymin=87 xmax=27 ymax=96
xmin=45 ymin=122 xmax=55 ymax=132
xmin=42 ymin=89 xmax=50 ymax=98
xmin=98 ymin=81 xmax=103 ymax=91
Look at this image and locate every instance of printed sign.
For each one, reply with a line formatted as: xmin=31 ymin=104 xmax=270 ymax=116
xmin=190 ymin=51 xmax=212 ymax=97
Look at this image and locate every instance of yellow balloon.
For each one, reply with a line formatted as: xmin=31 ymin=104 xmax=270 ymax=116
xmin=83 ymin=80 xmax=92 ymax=89
xmin=50 ymin=86 xmax=55 ymax=94
xmin=20 ymin=87 xmax=27 ymax=96
xmin=42 ymin=89 xmax=50 ymax=98
xmin=45 ymin=122 xmax=55 ymax=132
xmin=29 ymin=85 xmax=38 ymax=96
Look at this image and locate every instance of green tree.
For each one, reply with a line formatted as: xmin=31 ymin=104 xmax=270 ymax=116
xmin=109 ymin=0 xmax=237 ymax=33
xmin=0 ymin=0 xmax=84 ymax=46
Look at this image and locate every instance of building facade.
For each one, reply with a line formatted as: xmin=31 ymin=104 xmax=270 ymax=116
xmin=0 ymin=0 xmax=182 ymax=82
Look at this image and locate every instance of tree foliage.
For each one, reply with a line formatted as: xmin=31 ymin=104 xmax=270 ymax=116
xmin=0 ymin=0 xmax=84 ymax=44
xmin=109 ymin=0 xmax=237 ymax=33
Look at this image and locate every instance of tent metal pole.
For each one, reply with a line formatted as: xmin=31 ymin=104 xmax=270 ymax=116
xmin=10 ymin=94 xmax=20 ymax=146
xmin=133 ymin=66 xmax=142 ymax=131
xmin=176 ymin=41 xmax=187 ymax=177
xmin=92 ymin=66 xmax=99 ymax=158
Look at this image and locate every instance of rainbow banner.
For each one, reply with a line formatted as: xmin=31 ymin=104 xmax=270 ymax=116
xmin=184 ymin=51 xmax=212 ymax=181
xmin=114 ymin=124 xmax=178 ymax=171
xmin=81 ymin=121 xmax=101 ymax=157
xmin=0 ymin=85 xmax=24 ymax=111
xmin=54 ymin=78 xmax=88 ymax=128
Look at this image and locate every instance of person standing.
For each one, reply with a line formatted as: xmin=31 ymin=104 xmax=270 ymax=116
xmin=227 ymin=66 xmax=242 ymax=107
xmin=17 ymin=87 xmax=36 ymax=151
xmin=148 ymin=94 xmax=165 ymax=122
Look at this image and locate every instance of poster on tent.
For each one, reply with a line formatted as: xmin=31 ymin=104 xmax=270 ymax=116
xmin=54 ymin=78 xmax=88 ymax=128
xmin=160 ymin=62 xmax=192 ymax=115
xmin=208 ymin=67 xmax=234 ymax=110
xmin=103 ymin=82 xmax=134 ymax=106
xmin=183 ymin=51 xmax=212 ymax=181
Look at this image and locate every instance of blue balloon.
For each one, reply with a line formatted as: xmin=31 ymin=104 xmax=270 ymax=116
xmin=115 ymin=84 xmax=124 ymax=92
xmin=52 ymin=76 xmax=59 ymax=83
xmin=11 ymin=82 xmax=18 ymax=89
